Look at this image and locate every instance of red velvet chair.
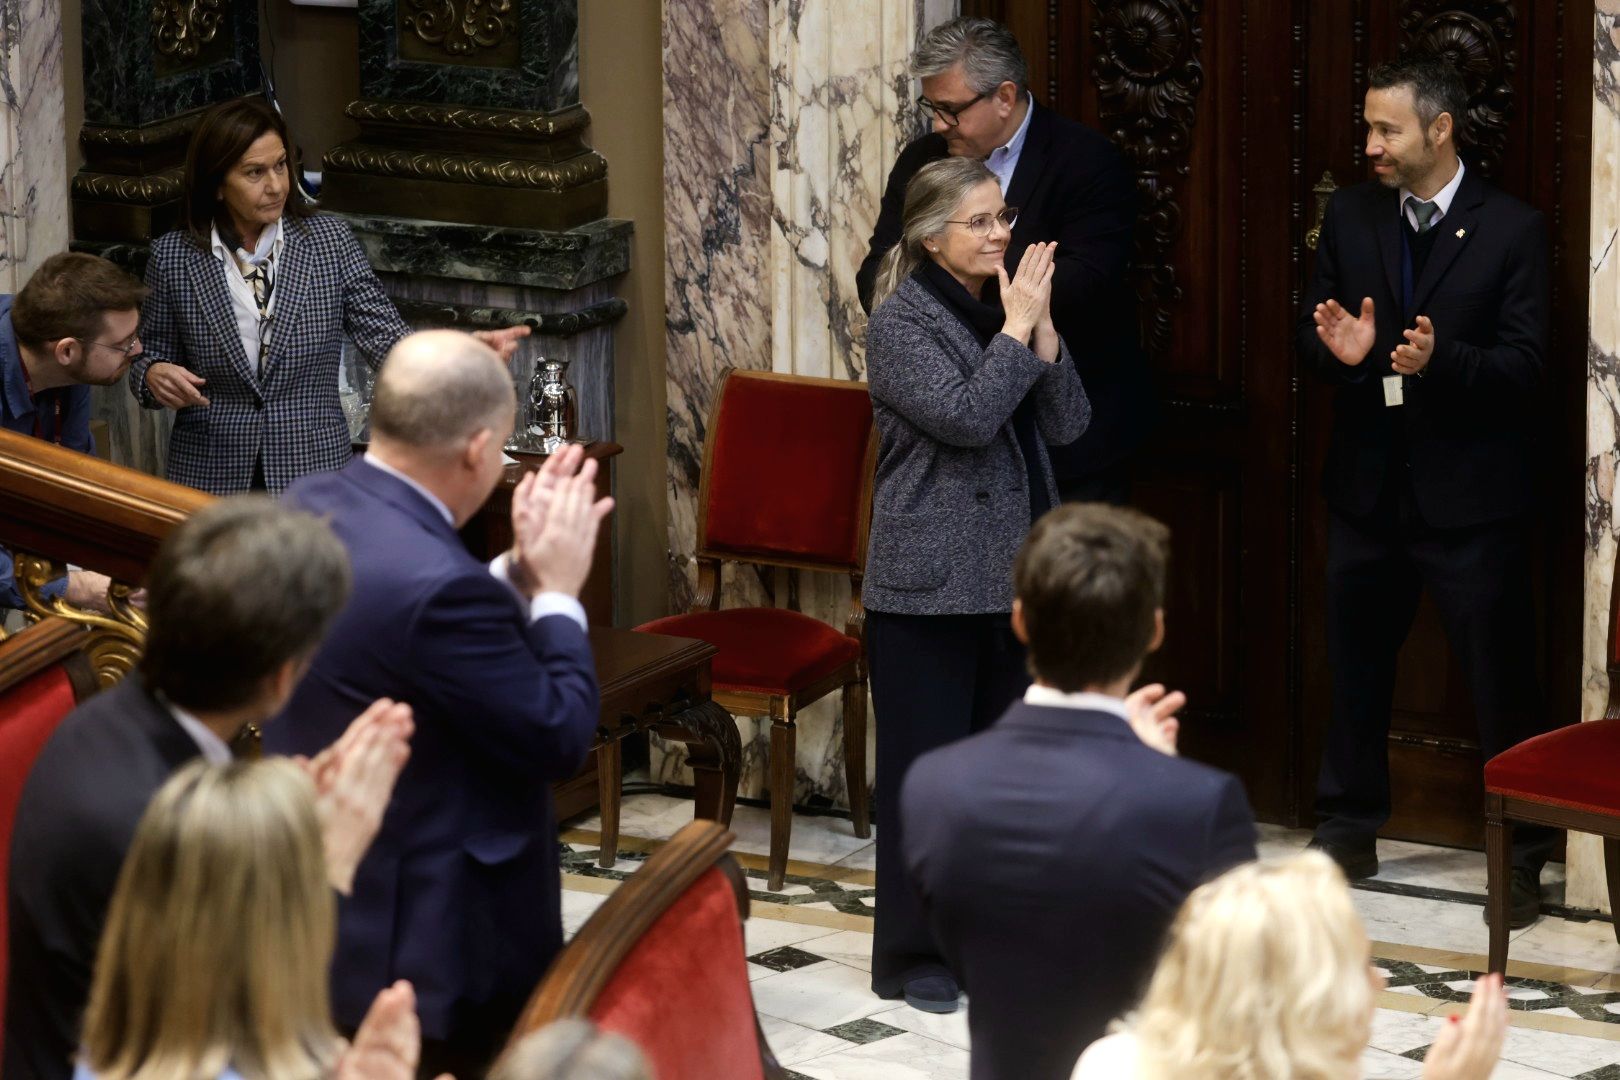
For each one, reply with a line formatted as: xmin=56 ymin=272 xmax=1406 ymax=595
xmin=0 ymin=617 xmax=99 ymax=1057
xmin=1484 ymin=569 xmax=1620 ymax=972
xmin=636 ymin=369 xmax=876 ymax=891
xmin=501 ymin=820 xmax=784 ymax=1080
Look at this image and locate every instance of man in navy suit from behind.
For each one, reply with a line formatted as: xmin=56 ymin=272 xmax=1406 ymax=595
xmin=901 ymin=505 xmax=1257 ymax=1080
xmin=268 ymin=331 xmax=612 ymax=1075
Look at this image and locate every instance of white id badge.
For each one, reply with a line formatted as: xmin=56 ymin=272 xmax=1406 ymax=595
xmin=1383 ymin=374 xmax=1404 ymax=408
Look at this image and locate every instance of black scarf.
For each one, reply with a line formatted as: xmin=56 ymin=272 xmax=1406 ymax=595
xmin=912 ymin=261 xmax=1052 ymax=524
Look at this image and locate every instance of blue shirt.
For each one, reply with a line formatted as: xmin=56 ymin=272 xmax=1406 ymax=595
xmin=985 ymin=94 xmax=1035 ymax=195
xmin=1 ymin=295 xmax=92 ymax=609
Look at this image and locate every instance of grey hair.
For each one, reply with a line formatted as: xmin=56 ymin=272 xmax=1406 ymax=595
xmin=870 ymin=156 xmax=998 ymax=311
xmin=370 ymin=330 xmax=517 ymax=454
xmin=489 ymin=1020 xmax=652 ymax=1080
xmin=912 ymin=17 xmax=1028 ymax=95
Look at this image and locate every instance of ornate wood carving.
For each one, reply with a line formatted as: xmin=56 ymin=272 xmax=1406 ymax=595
xmin=13 ymin=554 xmax=148 ymax=689
xmin=323 ymin=145 xmax=607 ymax=191
xmin=401 ymin=0 xmax=514 ymax=57
xmin=346 ymin=100 xmax=592 ymax=138
xmin=1091 ymin=0 xmax=1206 ymax=358
xmin=149 ymin=0 xmax=225 ymax=60
xmin=1398 ymin=2 xmax=1518 ymax=175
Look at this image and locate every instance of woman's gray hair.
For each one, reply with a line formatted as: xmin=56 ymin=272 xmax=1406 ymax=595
xmin=912 ymin=17 xmax=1028 ymax=95
xmin=489 ymin=1020 xmax=651 ymax=1080
xmin=870 ymin=156 xmax=998 ymax=311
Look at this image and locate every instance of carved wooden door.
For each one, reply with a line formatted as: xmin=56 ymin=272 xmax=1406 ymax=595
xmin=963 ymin=0 xmax=1588 ymax=841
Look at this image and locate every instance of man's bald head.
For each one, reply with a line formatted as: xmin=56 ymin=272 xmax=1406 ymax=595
xmin=370 ymin=330 xmax=516 ymax=456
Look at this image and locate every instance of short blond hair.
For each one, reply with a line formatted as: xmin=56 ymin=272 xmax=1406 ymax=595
xmin=81 ymin=759 xmax=340 ymax=1080
xmin=1126 ymin=853 xmax=1374 ymax=1080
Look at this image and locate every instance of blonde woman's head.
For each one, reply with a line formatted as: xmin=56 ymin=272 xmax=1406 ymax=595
xmin=870 ymin=156 xmax=1005 ymax=309
xmin=1127 ymin=852 xmax=1381 ymax=1080
xmin=81 ymin=759 xmax=339 ymax=1080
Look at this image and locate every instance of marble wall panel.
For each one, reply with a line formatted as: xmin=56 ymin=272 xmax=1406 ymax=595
xmin=0 ymin=0 xmax=69 ymax=289
xmin=1572 ymin=7 xmax=1620 ymax=912
xmin=656 ymin=0 xmax=925 ymax=808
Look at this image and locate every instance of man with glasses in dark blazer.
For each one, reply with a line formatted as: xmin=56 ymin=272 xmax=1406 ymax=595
xmin=857 ymin=16 xmax=1153 ymax=504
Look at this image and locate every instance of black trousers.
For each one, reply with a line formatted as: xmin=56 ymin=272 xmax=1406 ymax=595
xmin=1316 ymin=478 xmax=1554 ymax=869
xmin=867 ymin=609 xmax=1030 ymax=997
xmin=1056 ymin=460 xmax=1132 ymax=506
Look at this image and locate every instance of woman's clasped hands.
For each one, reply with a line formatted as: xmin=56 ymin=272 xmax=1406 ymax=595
xmin=998 ymin=241 xmax=1060 ymax=362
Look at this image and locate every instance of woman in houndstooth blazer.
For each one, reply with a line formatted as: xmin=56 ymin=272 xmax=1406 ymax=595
xmin=131 ymin=98 xmax=524 ymax=495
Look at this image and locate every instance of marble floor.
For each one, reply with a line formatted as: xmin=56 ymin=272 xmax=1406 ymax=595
xmin=560 ymin=793 xmax=1620 ymax=1079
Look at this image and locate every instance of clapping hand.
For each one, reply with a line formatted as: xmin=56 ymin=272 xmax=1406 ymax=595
xmin=508 ymin=443 xmax=615 ymax=600
xmin=1123 ymin=683 xmax=1184 ymax=756
xmin=299 ymin=697 xmax=413 ymax=895
xmin=1313 ymin=297 xmax=1377 ymax=367
xmin=338 ymin=980 xmax=452 ymax=1080
xmin=1392 ymin=315 xmax=1434 ymax=375
xmin=1421 ymin=972 xmax=1508 ymax=1080
xmin=998 ymin=241 xmax=1057 ymax=347
xmin=471 ymin=325 xmax=531 ymax=361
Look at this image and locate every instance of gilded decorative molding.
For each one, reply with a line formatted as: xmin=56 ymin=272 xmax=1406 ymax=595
xmin=71 ymin=171 xmax=185 ymax=204
xmin=150 ymin=0 xmax=227 ymax=59
xmin=79 ymin=114 xmax=199 ymax=151
xmin=345 ymin=100 xmax=590 ymax=138
xmin=1399 ymin=2 xmax=1518 ymax=175
xmin=323 ymin=146 xmax=607 ymax=191
xmin=1091 ymin=0 xmax=1206 ymax=358
xmin=401 ymin=0 xmax=514 ymax=57
xmin=14 ymin=555 xmax=148 ymax=689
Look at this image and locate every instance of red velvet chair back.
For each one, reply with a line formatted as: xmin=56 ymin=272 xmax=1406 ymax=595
xmin=0 ymin=618 xmax=98 ymax=1055
xmin=501 ymin=821 xmax=782 ymax=1080
xmin=698 ymin=369 xmax=876 ymax=572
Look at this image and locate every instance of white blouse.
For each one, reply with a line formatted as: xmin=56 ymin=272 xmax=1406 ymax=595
xmin=208 ymin=217 xmax=283 ymax=376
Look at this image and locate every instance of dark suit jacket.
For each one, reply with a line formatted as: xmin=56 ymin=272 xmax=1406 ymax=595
xmin=269 ymin=459 xmax=599 ymax=1040
xmin=1297 ymin=167 xmax=1548 ymax=528
xmin=901 ymin=701 xmax=1256 ymax=1080
xmin=858 ymin=102 xmax=1154 ymax=482
xmin=4 ymin=677 xmax=200 ymax=1080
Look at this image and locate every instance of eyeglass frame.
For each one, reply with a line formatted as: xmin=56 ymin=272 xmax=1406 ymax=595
xmin=941 ymin=207 xmax=1019 ymax=238
xmin=917 ymin=90 xmax=990 ymax=127
xmin=81 ymin=333 xmax=143 ymax=359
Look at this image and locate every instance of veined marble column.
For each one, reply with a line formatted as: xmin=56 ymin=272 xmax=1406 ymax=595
xmin=658 ymin=0 xmax=925 ymax=807
xmin=0 ymin=0 xmax=69 ymax=289
xmin=1572 ymin=3 xmax=1620 ymax=912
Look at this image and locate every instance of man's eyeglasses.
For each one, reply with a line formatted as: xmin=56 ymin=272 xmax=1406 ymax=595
xmin=942 ymin=208 xmax=1019 ymax=238
xmin=83 ymin=334 xmax=142 ymax=359
xmin=917 ymin=91 xmax=988 ymax=127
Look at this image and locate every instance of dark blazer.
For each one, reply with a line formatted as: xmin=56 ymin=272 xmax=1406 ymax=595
xmin=1297 ymin=167 xmax=1548 ymax=528
xmin=4 ymin=677 xmax=200 ymax=1080
xmin=863 ymin=277 xmax=1089 ymax=616
xmin=858 ymin=102 xmax=1153 ymax=483
xmin=268 ymin=459 xmax=599 ymax=1040
xmin=901 ymin=701 xmax=1256 ymax=1080
xmin=132 ymin=214 xmax=410 ymax=495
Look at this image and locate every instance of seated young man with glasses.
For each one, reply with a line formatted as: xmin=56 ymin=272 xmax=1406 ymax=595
xmin=858 ymin=15 xmax=1154 ymax=505
xmin=1 ymin=251 xmax=147 ymax=611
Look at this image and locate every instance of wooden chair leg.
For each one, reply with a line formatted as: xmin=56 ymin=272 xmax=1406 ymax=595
xmin=596 ymin=737 xmax=622 ymax=869
xmin=1485 ymin=795 xmax=1512 ymax=974
xmin=1604 ymin=838 xmax=1620 ymax=947
xmin=768 ymin=716 xmax=796 ymax=892
xmin=843 ymin=679 xmax=871 ymax=840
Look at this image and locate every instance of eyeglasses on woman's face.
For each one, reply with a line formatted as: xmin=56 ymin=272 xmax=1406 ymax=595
xmin=942 ymin=207 xmax=1019 ymax=238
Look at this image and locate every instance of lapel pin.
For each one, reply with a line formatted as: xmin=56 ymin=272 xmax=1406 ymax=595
xmin=1455 ymin=228 xmax=1466 ymax=239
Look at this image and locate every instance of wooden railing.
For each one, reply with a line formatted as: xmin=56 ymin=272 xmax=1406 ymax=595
xmin=0 ymin=428 xmax=213 ymax=685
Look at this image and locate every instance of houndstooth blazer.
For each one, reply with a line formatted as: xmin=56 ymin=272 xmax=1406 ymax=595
xmin=131 ymin=213 xmax=410 ymax=495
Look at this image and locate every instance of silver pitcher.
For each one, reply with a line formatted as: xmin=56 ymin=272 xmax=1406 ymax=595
xmin=526 ymin=357 xmax=579 ymax=453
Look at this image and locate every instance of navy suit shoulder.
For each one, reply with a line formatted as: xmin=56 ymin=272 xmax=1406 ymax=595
xmin=5 ymin=678 xmax=197 ymax=1080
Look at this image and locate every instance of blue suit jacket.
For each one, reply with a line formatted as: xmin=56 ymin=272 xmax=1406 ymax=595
xmin=268 ymin=459 xmax=599 ymax=1038
xmin=901 ymin=701 xmax=1256 ymax=1080
xmin=132 ymin=215 xmax=409 ymax=495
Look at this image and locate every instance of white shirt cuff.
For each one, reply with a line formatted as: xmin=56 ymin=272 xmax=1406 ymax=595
xmin=488 ymin=555 xmax=588 ymax=629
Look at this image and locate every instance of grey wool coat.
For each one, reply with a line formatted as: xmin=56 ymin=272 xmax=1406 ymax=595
xmin=863 ymin=276 xmax=1091 ymax=616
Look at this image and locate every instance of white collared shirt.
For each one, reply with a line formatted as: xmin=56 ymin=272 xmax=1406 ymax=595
xmin=985 ymin=94 xmax=1035 ymax=195
xmin=361 ymin=455 xmax=587 ymax=630
xmin=165 ymin=700 xmax=234 ymax=765
xmin=1023 ymin=683 xmax=1133 ymax=723
xmin=1398 ymin=158 xmax=1465 ymax=230
xmin=209 ymin=217 xmax=283 ymax=376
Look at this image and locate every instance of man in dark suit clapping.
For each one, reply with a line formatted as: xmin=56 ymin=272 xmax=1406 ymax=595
xmin=857 ymin=16 xmax=1153 ymax=503
xmin=1300 ymin=54 xmax=1552 ymax=925
xmin=901 ymin=504 xmax=1256 ymax=1080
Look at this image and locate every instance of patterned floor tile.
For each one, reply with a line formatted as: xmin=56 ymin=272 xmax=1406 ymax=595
xmin=822 ymin=1018 xmax=908 ymax=1044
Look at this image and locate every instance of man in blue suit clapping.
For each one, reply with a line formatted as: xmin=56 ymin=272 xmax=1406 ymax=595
xmin=268 ymin=330 xmax=612 ymax=1076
